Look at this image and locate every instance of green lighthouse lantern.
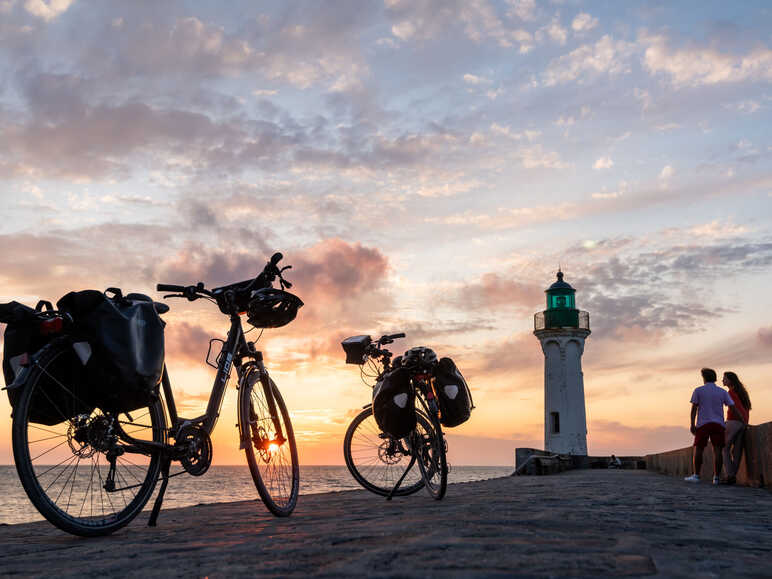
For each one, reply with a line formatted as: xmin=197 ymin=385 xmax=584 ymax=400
xmin=536 ymin=270 xmax=589 ymax=330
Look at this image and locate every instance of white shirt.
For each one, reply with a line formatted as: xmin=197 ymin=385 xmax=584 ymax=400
xmin=690 ymin=382 xmax=734 ymax=428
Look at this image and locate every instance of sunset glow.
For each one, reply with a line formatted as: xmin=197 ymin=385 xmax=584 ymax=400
xmin=1 ymin=1 xmax=771 ymax=467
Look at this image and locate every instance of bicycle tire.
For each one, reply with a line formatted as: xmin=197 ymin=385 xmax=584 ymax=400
xmin=12 ymin=338 xmax=165 ymax=536
xmin=343 ymin=406 xmax=427 ymax=497
xmin=416 ymin=406 xmax=448 ymax=500
xmin=238 ymin=370 xmax=299 ymax=516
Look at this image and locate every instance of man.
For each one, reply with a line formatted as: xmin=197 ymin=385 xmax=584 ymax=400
xmin=684 ymin=368 xmax=736 ymax=485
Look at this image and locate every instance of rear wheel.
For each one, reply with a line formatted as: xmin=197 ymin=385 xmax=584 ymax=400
xmin=238 ymin=370 xmax=299 ymax=516
xmin=12 ymin=339 xmax=166 ymax=536
xmin=343 ymin=406 xmax=427 ymax=497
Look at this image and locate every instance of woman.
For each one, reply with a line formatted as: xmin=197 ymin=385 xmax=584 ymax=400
xmin=722 ymin=371 xmax=751 ymax=484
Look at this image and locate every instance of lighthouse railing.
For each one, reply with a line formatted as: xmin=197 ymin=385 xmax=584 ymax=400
xmin=534 ymin=310 xmax=590 ymax=331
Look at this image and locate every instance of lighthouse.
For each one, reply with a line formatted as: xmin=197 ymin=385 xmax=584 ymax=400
xmin=533 ymin=271 xmax=591 ymax=455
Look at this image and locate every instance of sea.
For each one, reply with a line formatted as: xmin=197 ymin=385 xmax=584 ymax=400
xmin=0 ymin=465 xmax=511 ymax=525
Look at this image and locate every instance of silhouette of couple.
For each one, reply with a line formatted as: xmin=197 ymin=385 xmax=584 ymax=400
xmin=684 ymin=368 xmax=752 ymax=485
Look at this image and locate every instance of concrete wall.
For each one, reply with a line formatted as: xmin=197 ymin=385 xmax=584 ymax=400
xmin=646 ymin=421 xmax=772 ymax=488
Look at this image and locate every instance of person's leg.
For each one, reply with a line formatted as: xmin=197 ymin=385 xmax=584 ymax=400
xmin=693 ymin=445 xmax=704 ymax=475
xmin=726 ymin=421 xmax=745 ymax=478
xmin=713 ymin=443 xmax=723 ymax=478
xmin=722 ymin=427 xmax=732 ymax=478
xmin=710 ymin=424 xmax=725 ymax=481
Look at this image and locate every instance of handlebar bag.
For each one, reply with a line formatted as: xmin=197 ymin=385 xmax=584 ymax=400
xmin=1 ymin=301 xmax=91 ymax=425
xmin=434 ymin=357 xmax=473 ymax=428
xmin=372 ymin=366 xmax=415 ymax=439
xmin=341 ymin=335 xmax=372 ymax=365
xmin=57 ymin=290 xmax=165 ymax=414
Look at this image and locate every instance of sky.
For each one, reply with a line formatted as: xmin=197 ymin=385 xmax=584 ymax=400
xmin=1 ymin=0 xmax=771 ymax=466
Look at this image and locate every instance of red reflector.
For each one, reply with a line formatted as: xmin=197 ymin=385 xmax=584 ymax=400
xmin=40 ymin=317 xmax=63 ymax=335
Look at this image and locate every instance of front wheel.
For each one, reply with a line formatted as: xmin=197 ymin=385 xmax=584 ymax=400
xmin=416 ymin=408 xmax=447 ymax=500
xmin=238 ymin=369 xmax=299 ymax=516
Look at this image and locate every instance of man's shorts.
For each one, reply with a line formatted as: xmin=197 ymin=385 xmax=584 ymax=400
xmin=694 ymin=423 xmax=726 ymax=448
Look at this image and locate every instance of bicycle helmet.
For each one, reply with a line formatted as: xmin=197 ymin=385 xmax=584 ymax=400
xmin=246 ymin=288 xmax=303 ymax=328
xmin=401 ymin=346 xmax=437 ymax=370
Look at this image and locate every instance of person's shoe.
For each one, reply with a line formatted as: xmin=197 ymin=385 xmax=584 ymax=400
xmin=726 ymin=475 xmax=736 ymax=485
xmin=684 ymin=474 xmax=700 ymax=483
xmin=713 ymin=476 xmax=720 ymax=485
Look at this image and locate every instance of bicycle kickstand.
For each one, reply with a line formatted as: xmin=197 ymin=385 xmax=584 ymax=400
xmin=386 ymin=453 xmax=417 ymax=501
xmin=148 ymin=456 xmax=172 ymax=527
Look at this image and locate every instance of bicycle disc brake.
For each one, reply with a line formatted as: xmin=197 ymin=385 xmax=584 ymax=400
xmin=176 ymin=425 xmax=213 ymax=476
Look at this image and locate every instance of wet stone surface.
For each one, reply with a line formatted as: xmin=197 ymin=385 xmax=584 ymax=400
xmin=1 ymin=470 xmax=771 ymax=577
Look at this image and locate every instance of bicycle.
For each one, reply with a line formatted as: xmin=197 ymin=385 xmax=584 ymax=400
xmin=342 ymin=333 xmax=448 ymax=500
xmin=9 ymin=252 xmax=302 ymax=536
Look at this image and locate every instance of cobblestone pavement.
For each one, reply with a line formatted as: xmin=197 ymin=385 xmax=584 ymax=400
xmin=1 ymin=470 xmax=771 ymax=578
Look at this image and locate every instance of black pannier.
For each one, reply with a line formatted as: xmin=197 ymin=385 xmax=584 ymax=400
xmin=372 ymin=366 xmax=415 ymax=438
xmin=434 ymin=357 xmax=473 ymax=428
xmin=1 ymin=301 xmax=92 ymax=425
xmin=342 ymin=335 xmax=372 ymax=365
xmin=57 ymin=289 xmax=165 ymax=414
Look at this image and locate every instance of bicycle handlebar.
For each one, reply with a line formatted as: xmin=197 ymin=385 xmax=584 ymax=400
xmin=156 ymin=284 xmax=185 ymax=293
xmin=156 ymin=252 xmax=294 ymax=303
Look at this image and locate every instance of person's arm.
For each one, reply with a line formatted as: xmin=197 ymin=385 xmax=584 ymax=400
xmin=690 ymin=403 xmax=698 ymax=434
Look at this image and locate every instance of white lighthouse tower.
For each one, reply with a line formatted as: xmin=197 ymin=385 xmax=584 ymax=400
xmin=533 ymin=271 xmax=591 ymax=455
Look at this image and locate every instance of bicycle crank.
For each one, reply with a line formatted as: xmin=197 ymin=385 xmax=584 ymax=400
xmin=175 ymin=425 xmax=213 ymax=476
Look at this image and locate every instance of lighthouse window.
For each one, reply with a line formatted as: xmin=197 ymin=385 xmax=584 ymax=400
xmin=556 ymin=296 xmax=566 ymax=307
xmin=550 ymin=412 xmax=560 ymax=434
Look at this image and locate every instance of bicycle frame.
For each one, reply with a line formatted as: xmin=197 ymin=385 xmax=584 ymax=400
xmin=115 ymin=312 xmax=283 ymax=456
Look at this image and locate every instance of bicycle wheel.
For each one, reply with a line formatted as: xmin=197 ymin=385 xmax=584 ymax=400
xmin=238 ymin=369 xmax=299 ymax=516
xmin=416 ymin=408 xmax=447 ymax=500
xmin=12 ymin=338 xmax=166 ymax=536
xmin=343 ymin=406 xmax=428 ymax=497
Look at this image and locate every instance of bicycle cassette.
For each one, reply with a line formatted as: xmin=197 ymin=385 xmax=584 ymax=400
xmin=175 ymin=425 xmax=213 ymax=476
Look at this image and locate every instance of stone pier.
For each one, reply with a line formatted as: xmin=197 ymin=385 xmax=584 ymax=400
xmin=646 ymin=421 xmax=772 ymax=488
xmin=1 ymin=469 xmax=770 ymax=577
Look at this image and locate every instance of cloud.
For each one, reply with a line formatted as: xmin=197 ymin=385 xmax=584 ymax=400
xmin=659 ymin=165 xmax=674 ymax=179
xmin=542 ymin=35 xmax=635 ymax=86
xmin=758 ymin=326 xmax=772 ymax=346
xmin=426 ymin=202 xmax=577 ymax=230
xmin=593 ymin=156 xmax=614 ymax=170
xmin=642 ymin=33 xmax=772 ymax=87
xmin=589 ymin=420 xmax=687 ymax=455
xmin=164 ymin=321 xmax=218 ymax=367
xmin=463 ymin=73 xmax=491 ymax=85
xmin=537 ymin=15 xmax=567 ymax=46
xmin=571 ymin=13 xmax=598 ymax=33
xmin=450 ymin=273 xmax=543 ymax=312
xmin=24 ymin=0 xmax=73 ymax=21
xmin=687 ymin=220 xmax=748 ymax=239
xmin=506 ymin=0 xmax=537 ymax=22
xmin=385 ymin=0 xmax=535 ymax=51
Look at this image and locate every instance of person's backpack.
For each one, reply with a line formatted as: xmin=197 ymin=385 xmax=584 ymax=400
xmin=57 ymin=288 xmax=165 ymax=414
xmin=1 ymin=300 xmax=92 ymax=425
xmin=434 ymin=357 xmax=473 ymax=428
xmin=372 ymin=366 xmax=416 ymax=439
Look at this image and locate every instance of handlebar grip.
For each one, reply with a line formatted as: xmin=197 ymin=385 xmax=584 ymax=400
xmin=270 ymin=252 xmax=283 ymax=266
xmin=389 ymin=333 xmax=406 ymax=339
xmin=157 ymin=284 xmax=186 ymax=293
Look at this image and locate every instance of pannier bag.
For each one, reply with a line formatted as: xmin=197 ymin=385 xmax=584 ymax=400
xmin=342 ymin=335 xmax=372 ymax=365
xmin=57 ymin=289 xmax=165 ymax=414
xmin=1 ymin=301 xmax=92 ymax=425
xmin=434 ymin=357 xmax=473 ymax=428
xmin=372 ymin=366 xmax=416 ymax=438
